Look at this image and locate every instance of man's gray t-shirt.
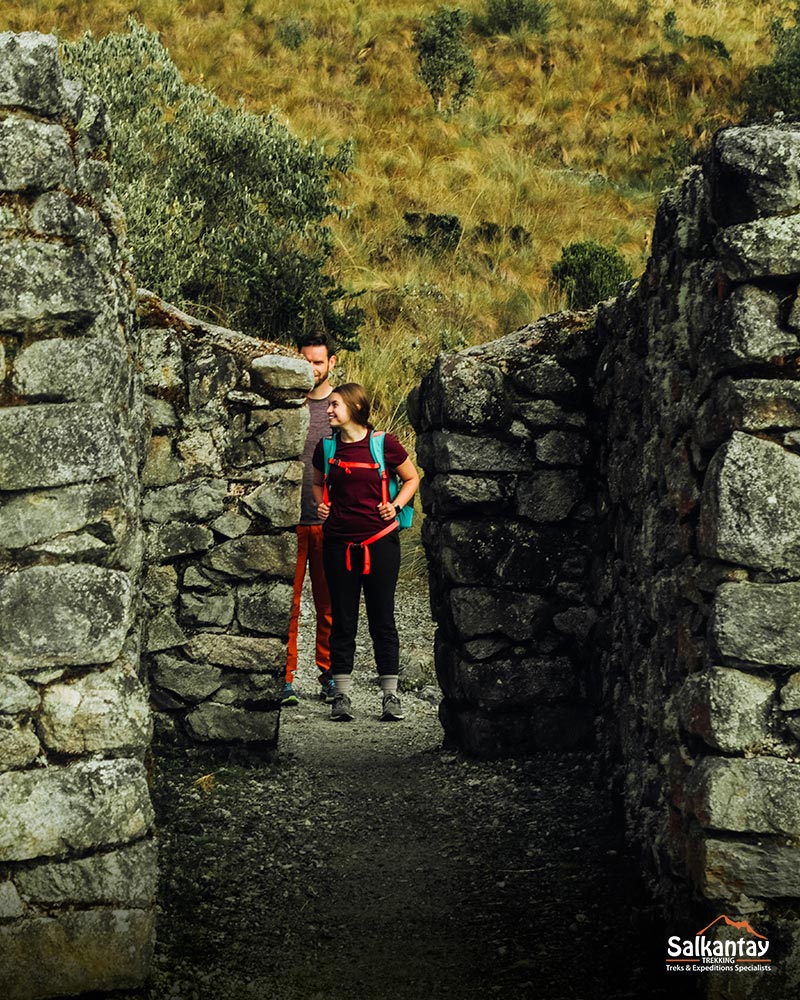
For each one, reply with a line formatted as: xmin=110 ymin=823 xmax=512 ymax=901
xmin=300 ymin=396 xmax=331 ymax=525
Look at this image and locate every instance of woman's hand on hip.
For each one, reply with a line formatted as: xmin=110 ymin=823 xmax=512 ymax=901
xmin=377 ymin=501 xmax=397 ymax=521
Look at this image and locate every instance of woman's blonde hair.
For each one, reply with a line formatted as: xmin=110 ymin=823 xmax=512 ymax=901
xmin=332 ymin=382 xmax=371 ymax=428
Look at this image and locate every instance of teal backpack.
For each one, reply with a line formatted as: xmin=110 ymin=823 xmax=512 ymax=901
xmin=322 ymin=430 xmax=414 ymax=529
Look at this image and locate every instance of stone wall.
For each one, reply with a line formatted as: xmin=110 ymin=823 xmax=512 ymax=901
xmin=0 ymin=33 xmax=308 ymax=999
xmin=137 ymin=292 xmax=308 ymax=752
xmin=409 ymin=318 xmax=599 ymax=756
xmin=413 ymin=120 xmax=800 ymax=995
xmin=594 ymin=121 xmax=800 ymax=997
xmin=0 ymin=33 xmax=155 ymax=999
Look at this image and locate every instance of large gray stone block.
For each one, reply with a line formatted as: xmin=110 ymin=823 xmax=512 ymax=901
xmin=695 ymin=378 xmax=800 ymax=449
xmin=185 ymin=702 xmax=279 ymax=743
xmin=0 ymin=717 xmax=41 ymax=769
xmin=715 ymin=215 xmax=800 ymax=280
xmin=676 ymin=667 xmax=774 ymax=753
xmin=38 ymin=664 xmax=151 ymax=755
xmin=413 ymin=353 xmax=510 ymax=432
xmin=0 ymin=33 xmax=67 ymax=117
xmin=438 ymin=519 xmax=566 ymax=588
xmin=237 ymin=581 xmax=294 ymax=634
xmin=0 ymin=675 xmax=39 ymax=715
xmin=0 ymin=118 xmax=75 ymax=192
xmin=206 ymin=532 xmax=296 ymax=580
xmin=0 ymin=402 xmax=122 ymax=490
xmin=422 ymin=473 xmax=506 ymax=513
xmin=242 ymin=461 xmax=303 ymax=527
xmin=0 ymin=565 xmax=133 ymax=671
xmin=145 ymin=521 xmax=214 ymax=562
xmin=12 ymin=336 xmax=128 ymax=404
xmin=713 ymin=124 xmax=800 ymax=222
xmin=138 ymin=328 xmax=185 ymax=392
xmin=780 ymin=672 xmax=800 ymax=711
xmin=250 ymin=354 xmax=313 ymax=391
xmin=0 ymin=908 xmax=154 ymax=1000
xmin=440 ymin=653 xmax=576 ymax=708
xmin=449 ymin=587 xmax=548 ymax=639
xmin=711 ymin=285 xmax=799 ymax=367
xmin=179 ymin=590 xmax=234 ymax=627
xmin=14 ymin=839 xmax=157 ymax=907
xmin=0 ymin=758 xmax=153 ymax=861
xmin=700 ymin=433 xmax=800 ymax=573
xmin=0 ymin=242 xmax=107 ymax=330
xmin=0 ymin=481 xmax=128 ymax=551
xmin=416 ymin=431 xmax=536 ymax=474
xmin=247 ymin=407 xmax=309 ymax=463
xmin=685 ymin=756 xmax=800 ymax=834
xmin=141 ymin=479 xmax=228 ymax=524
xmin=151 ymin=655 xmax=223 ymax=702
xmin=712 ymin=581 xmax=800 ymax=667
xmin=700 ymin=839 xmax=800 ymax=899
xmin=184 ymin=632 xmax=284 ymax=671
xmin=516 ymin=470 xmax=583 ymax=520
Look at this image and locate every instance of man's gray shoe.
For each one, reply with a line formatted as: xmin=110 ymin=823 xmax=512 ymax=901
xmin=380 ymin=693 xmax=404 ymax=721
xmin=331 ymin=692 xmax=354 ymax=721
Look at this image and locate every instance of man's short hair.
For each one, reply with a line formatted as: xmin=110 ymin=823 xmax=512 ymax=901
xmin=298 ymin=331 xmax=338 ymax=356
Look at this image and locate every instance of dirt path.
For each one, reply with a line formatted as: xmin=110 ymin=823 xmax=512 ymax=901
xmin=115 ymin=580 xmax=689 ymax=1000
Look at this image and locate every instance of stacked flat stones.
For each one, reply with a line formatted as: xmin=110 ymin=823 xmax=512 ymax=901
xmin=137 ymin=293 xmax=308 ymax=749
xmin=409 ymin=314 xmax=598 ymax=756
xmin=0 ymin=33 xmax=154 ymax=999
xmin=415 ymin=121 xmax=800 ymax=996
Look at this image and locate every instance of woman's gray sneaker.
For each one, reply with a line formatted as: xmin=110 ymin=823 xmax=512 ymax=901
xmin=330 ymin=693 xmax=354 ymax=721
xmin=380 ymin=693 xmax=404 ymax=721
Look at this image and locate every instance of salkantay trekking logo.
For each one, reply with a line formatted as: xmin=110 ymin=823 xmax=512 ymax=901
xmin=666 ymin=915 xmax=772 ymax=975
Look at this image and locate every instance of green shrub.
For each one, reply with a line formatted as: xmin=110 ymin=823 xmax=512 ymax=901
xmin=275 ymin=18 xmax=309 ymax=51
xmin=62 ymin=19 xmax=362 ymax=348
xmin=551 ymin=240 xmax=632 ymax=310
xmin=479 ymin=0 xmax=552 ymax=35
xmin=413 ymin=7 xmax=477 ymax=116
xmin=740 ymin=11 xmax=800 ymax=117
xmin=403 ymin=211 xmax=463 ymax=252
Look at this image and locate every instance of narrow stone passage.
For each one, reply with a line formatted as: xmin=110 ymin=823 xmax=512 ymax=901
xmin=111 ymin=580 xmax=688 ymax=1000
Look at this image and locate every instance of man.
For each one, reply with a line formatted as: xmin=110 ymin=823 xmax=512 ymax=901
xmin=282 ymin=332 xmax=337 ymax=705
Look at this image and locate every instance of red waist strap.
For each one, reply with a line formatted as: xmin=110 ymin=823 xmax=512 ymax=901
xmin=345 ymin=521 xmax=398 ymax=575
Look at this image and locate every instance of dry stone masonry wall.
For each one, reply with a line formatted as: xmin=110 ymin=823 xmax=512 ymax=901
xmin=0 ymin=34 xmax=308 ymax=1000
xmin=0 ymin=32 xmax=155 ymax=999
xmin=409 ymin=318 xmax=599 ymax=756
xmin=137 ymin=292 xmax=307 ymax=752
xmin=414 ymin=119 xmax=800 ymax=997
xmin=594 ymin=121 xmax=800 ymax=998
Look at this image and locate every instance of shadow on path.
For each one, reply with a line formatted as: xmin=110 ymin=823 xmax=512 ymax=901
xmin=107 ymin=580 xmax=697 ymax=1000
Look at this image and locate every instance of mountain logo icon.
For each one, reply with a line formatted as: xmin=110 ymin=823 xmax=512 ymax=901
xmin=696 ymin=915 xmax=767 ymax=940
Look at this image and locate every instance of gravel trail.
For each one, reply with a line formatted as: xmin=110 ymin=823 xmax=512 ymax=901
xmin=113 ymin=578 xmax=689 ymax=1000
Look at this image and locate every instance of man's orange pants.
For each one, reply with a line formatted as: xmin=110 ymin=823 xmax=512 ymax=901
xmin=285 ymin=524 xmax=332 ymax=684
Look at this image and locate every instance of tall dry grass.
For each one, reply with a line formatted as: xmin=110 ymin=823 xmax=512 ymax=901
xmin=1 ymin=0 xmax=793 ymax=432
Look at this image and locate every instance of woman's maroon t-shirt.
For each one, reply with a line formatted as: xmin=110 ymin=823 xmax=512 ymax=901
xmin=312 ymin=431 xmax=408 ymax=542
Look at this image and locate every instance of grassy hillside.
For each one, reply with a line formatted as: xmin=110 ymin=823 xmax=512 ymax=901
xmin=1 ymin=0 xmax=792 ymax=432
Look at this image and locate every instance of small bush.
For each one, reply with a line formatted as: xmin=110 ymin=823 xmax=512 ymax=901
xmin=551 ymin=241 xmax=632 ymax=310
xmin=413 ymin=7 xmax=477 ymax=116
xmin=275 ymin=18 xmax=309 ymax=51
xmin=479 ymin=0 xmax=552 ymax=35
xmin=403 ymin=212 xmax=463 ymax=252
xmin=741 ymin=12 xmax=800 ymax=117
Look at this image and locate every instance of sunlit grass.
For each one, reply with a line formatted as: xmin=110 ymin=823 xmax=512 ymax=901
xmin=1 ymin=0 xmax=794 ymax=442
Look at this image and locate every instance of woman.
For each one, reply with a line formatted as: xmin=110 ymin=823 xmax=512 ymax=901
xmin=312 ymin=383 xmax=419 ymax=722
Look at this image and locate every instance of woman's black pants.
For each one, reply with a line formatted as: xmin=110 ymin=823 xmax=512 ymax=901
xmin=322 ymin=533 xmax=401 ymax=676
